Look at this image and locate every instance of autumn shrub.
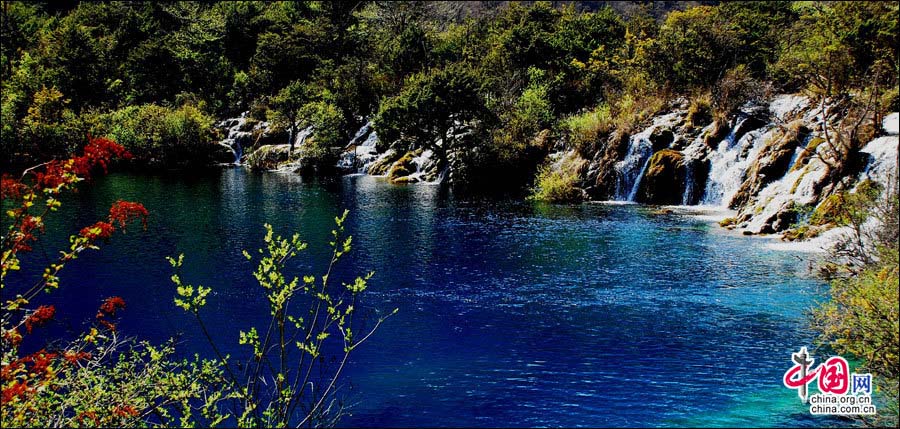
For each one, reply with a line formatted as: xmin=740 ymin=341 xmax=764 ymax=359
xmin=813 ymin=174 xmax=899 ymax=427
xmin=0 ymin=138 xmax=217 ymax=428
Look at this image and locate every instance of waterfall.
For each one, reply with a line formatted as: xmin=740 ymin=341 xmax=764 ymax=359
xmin=699 ymin=126 xmax=771 ymax=206
xmin=613 ymin=112 xmax=682 ymax=201
xmin=859 ymin=135 xmax=900 ymax=188
xmin=217 ymin=113 xmax=252 ymax=165
xmin=614 ymin=129 xmax=652 ymax=200
xmin=407 ymin=150 xmax=438 ymax=183
xmin=681 ymin=160 xmax=694 ymax=205
xmin=348 ymin=121 xmax=372 ymax=146
xmin=293 ymin=126 xmax=314 ymax=148
xmin=337 ymin=121 xmax=381 ymax=173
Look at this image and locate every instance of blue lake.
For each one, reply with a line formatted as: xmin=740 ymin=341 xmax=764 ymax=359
xmin=15 ymin=168 xmax=841 ymax=427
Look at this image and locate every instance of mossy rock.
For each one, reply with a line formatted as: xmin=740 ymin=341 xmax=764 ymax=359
xmin=782 ymin=225 xmax=825 ymax=241
xmin=790 ymin=137 xmax=824 ymax=172
xmin=245 ymin=144 xmax=293 ymax=170
xmin=810 ymin=180 xmax=881 ymax=226
xmin=586 ymin=130 xmax=630 ymax=200
xmin=637 ymin=149 xmax=686 ymax=205
xmin=702 ymin=120 xmax=730 ymax=148
xmin=719 ymin=217 xmax=738 ymax=228
xmin=366 ymin=149 xmax=401 ymax=176
xmin=388 ymin=150 xmax=420 ymax=183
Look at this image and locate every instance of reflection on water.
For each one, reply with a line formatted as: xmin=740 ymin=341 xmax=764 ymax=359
xmin=13 ymin=168 xmax=836 ymax=427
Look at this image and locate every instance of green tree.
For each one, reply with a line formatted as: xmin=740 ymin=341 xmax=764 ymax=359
xmin=374 ymin=63 xmax=488 ymax=164
xmin=268 ymin=80 xmax=312 ymax=153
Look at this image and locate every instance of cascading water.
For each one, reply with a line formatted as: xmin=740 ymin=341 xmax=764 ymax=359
xmin=614 ymin=112 xmax=682 ymax=201
xmin=699 ymin=126 xmax=771 ymax=206
xmin=217 ymin=112 xmax=270 ymax=165
xmin=337 ymin=122 xmax=381 ymax=173
xmin=681 ymin=160 xmax=694 ymax=205
xmin=614 ymin=134 xmax=653 ymax=201
xmin=292 ymin=126 xmax=314 ymax=149
xmin=217 ymin=113 xmax=251 ymax=165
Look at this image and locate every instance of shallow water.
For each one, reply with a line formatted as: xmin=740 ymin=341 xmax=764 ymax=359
xmin=13 ymin=168 xmax=841 ymax=427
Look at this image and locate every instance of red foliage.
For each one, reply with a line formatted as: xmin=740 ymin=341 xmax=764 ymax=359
xmin=0 ymin=175 xmax=27 ymax=200
xmin=77 ymin=201 xmax=147 ymax=242
xmin=2 ymin=329 xmax=23 ymax=347
xmin=79 ymin=221 xmax=116 ymax=241
xmin=28 ymin=350 xmax=57 ymax=379
xmin=24 ymin=305 xmax=55 ymax=334
xmin=1 ymin=381 xmax=29 ymax=404
xmin=112 ymin=404 xmax=139 ymax=418
xmin=108 ymin=200 xmax=149 ymax=230
xmin=13 ymin=215 xmax=44 ymax=253
xmin=1 ymin=136 xmax=135 ymax=268
xmin=96 ymin=297 xmax=126 ymax=331
xmin=76 ymin=411 xmax=99 ymax=425
xmin=97 ymin=297 xmax=126 ymax=318
xmin=0 ymin=360 xmax=22 ymax=382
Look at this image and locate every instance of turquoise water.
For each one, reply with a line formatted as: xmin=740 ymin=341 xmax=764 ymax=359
xmin=13 ymin=168 xmax=843 ymax=427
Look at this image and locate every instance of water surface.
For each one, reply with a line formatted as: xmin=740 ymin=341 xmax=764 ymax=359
xmin=16 ymin=168 xmax=838 ymax=427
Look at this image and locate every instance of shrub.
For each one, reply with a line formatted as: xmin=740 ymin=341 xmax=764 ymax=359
xmin=0 ymin=139 xmax=214 ymax=428
xmin=99 ymin=103 xmax=217 ymax=167
xmin=2 ymin=139 xmax=390 ymax=428
xmin=564 ymin=103 xmax=612 ymax=156
xmin=810 ymin=180 xmax=882 ymax=227
xmin=529 ymin=152 xmax=586 ymax=203
xmin=813 ymin=174 xmax=898 ymax=427
xmin=713 ymin=64 xmax=766 ymax=120
xmin=685 ymin=92 xmax=713 ymax=128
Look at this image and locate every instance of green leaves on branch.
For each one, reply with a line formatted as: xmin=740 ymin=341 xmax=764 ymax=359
xmin=168 ymin=209 xmax=394 ymax=427
xmin=169 ymin=254 xmax=212 ymax=313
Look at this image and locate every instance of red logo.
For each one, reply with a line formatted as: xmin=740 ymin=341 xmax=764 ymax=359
xmin=783 ymin=347 xmax=850 ymax=401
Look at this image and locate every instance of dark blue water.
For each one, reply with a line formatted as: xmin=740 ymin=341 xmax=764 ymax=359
xmin=12 ymin=168 xmax=839 ymax=427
